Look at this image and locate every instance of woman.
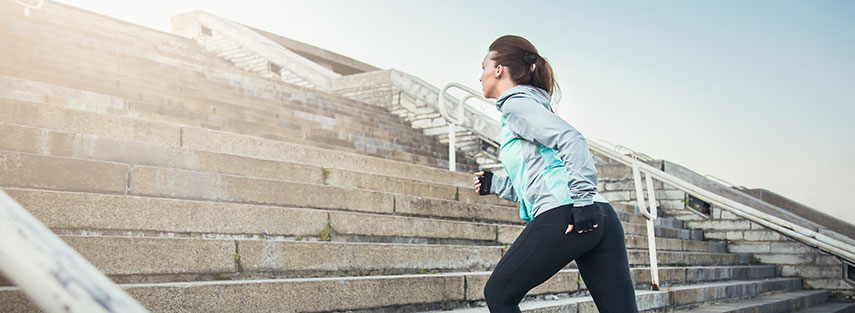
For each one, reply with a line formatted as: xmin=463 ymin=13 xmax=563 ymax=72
xmin=473 ymin=35 xmax=639 ymax=313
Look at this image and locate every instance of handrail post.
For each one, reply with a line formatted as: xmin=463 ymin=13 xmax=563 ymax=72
xmin=15 ymin=0 xmax=44 ymax=16
xmin=437 ymin=83 xmax=494 ymax=172
xmin=0 ymin=189 xmax=150 ymax=313
xmin=633 ymin=163 xmax=660 ymax=290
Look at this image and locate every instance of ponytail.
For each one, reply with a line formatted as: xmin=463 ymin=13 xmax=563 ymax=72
xmin=489 ymin=35 xmax=562 ymax=112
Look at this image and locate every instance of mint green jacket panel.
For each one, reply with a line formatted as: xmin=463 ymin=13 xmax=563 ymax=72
xmin=488 ymin=85 xmax=608 ymax=223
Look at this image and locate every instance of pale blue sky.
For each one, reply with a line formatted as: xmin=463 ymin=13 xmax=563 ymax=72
xmin=55 ymin=1 xmax=855 ymax=222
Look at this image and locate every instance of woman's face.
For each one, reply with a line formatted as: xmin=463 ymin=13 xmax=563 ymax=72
xmin=480 ymin=51 xmax=501 ymax=99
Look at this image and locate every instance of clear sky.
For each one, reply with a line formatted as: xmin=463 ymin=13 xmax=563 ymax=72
xmin=54 ymin=0 xmax=855 ymax=222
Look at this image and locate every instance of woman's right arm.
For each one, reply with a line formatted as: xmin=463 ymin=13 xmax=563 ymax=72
xmin=491 ymin=174 xmax=519 ymax=202
xmin=474 ymin=171 xmax=519 ymax=203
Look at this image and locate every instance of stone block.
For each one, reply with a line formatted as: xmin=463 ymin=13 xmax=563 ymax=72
xmin=239 ymin=240 xmax=501 ymax=274
xmin=0 ymin=99 xmax=181 ymax=146
xmin=465 ymin=270 xmax=579 ymax=301
xmin=125 ymin=273 xmax=466 ymax=312
xmin=727 ymin=242 xmax=771 ymax=254
xmin=329 ymin=211 xmax=496 ymax=241
xmin=62 ymin=236 xmax=236 ymax=275
xmin=743 ymin=231 xmax=788 ymax=241
xmin=686 ymin=220 xmax=751 ymax=230
xmin=0 ymin=151 xmax=128 ymax=194
xmin=131 ymin=166 xmax=394 ymax=214
xmin=781 ymin=265 xmax=843 ymax=279
xmin=394 ymin=195 xmax=519 ymax=224
xmin=770 ymin=242 xmax=816 ymax=254
xmin=754 ymin=254 xmax=815 ymax=265
xmin=8 ymin=188 xmax=330 ymax=236
xmin=497 ymin=225 xmax=524 ymax=244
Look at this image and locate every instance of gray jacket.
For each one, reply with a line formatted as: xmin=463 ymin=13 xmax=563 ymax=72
xmin=489 ymin=85 xmax=607 ymax=223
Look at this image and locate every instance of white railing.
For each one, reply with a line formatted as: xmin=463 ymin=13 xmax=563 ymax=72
xmin=437 ymin=82 xmax=496 ymax=171
xmin=436 ymin=82 xmax=855 ymax=290
xmin=15 ymin=0 xmax=43 ymax=16
xmin=630 ymin=160 xmax=661 ymax=290
xmin=590 ymin=141 xmax=855 ymax=265
xmin=0 ymin=189 xmax=150 ymax=313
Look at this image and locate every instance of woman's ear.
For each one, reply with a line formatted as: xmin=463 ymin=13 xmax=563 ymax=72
xmin=495 ymin=65 xmax=503 ymax=78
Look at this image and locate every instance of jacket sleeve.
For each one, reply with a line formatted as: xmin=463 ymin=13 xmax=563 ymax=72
xmin=489 ymin=174 xmax=519 ymax=203
xmin=501 ymin=94 xmax=598 ymax=207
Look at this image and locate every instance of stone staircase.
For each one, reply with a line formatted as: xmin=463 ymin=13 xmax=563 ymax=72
xmin=0 ymin=1 xmax=853 ymax=312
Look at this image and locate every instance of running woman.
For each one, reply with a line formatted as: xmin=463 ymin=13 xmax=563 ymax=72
xmin=473 ymin=35 xmax=639 ymax=313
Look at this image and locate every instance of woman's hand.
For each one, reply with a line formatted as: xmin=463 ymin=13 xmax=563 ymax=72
xmin=565 ymin=204 xmax=599 ymax=234
xmin=473 ymin=170 xmax=493 ymax=195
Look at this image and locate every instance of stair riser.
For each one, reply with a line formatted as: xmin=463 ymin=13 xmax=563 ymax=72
xmin=0 ymin=276 xmax=801 ymax=313
xmin=3 ymin=236 xmax=747 ymax=283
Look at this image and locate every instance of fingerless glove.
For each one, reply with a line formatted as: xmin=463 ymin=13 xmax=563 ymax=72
xmin=478 ymin=170 xmax=493 ymax=196
xmin=570 ymin=204 xmax=598 ymax=231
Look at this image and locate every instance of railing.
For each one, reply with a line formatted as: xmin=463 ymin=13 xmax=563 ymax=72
xmin=436 ymin=82 xmax=855 ymax=290
xmin=590 ymin=140 xmax=855 ymax=265
xmin=437 ymin=82 xmax=496 ymax=171
xmin=15 ymin=0 xmax=43 ymax=16
xmin=0 ymin=189 xmax=150 ymax=313
xmin=630 ymin=157 xmax=661 ymax=290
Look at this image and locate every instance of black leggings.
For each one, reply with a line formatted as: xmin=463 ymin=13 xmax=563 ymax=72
xmin=484 ymin=202 xmax=638 ymax=313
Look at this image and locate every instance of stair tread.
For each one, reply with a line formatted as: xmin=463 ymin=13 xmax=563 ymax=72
xmin=673 ymin=290 xmax=830 ymax=312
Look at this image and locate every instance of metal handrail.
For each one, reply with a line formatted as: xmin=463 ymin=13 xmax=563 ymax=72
xmin=437 ymin=82 xmax=495 ymax=171
xmin=614 ymin=144 xmax=655 ymax=162
xmin=0 ymin=189 xmax=150 ymax=313
xmin=15 ymin=0 xmax=43 ymax=16
xmin=588 ymin=140 xmax=855 ymax=264
xmin=436 ymin=81 xmax=855 ymax=289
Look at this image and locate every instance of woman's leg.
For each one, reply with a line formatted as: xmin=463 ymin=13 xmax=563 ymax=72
xmin=484 ymin=204 xmax=605 ymax=313
xmin=574 ymin=202 xmax=639 ymax=313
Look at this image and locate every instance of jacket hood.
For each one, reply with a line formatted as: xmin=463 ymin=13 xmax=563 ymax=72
xmin=496 ymin=85 xmax=551 ymax=113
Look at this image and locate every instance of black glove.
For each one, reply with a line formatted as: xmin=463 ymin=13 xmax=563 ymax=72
xmin=569 ymin=204 xmax=599 ymax=233
xmin=477 ymin=170 xmax=493 ymax=196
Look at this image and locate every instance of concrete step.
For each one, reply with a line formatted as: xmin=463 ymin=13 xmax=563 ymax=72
xmin=0 ymin=271 xmax=792 ymax=313
xmin=10 ymin=235 xmax=746 ymax=284
xmin=795 ymin=302 xmax=855 ymax=313
xmin=8 ymin=188 xmax=715 ymax=249
xmin=0 ymin=100 xmax=668 ymax=216
xmin=0 ymin=44 xmax=470 ymax=170
xmin=501 ymin=220 xmax=705 ymax=242
xmin=0 ymin=57 xmax=460 ymax=170
xmin=0 ymin=32 xmax=433 ymax=145
xmin=673 ymin=290 xmax=830 ymax=313
xmin=0 ymin=0 xmax=231 ymax=65
xmin=423 ymin=277 xmax=802 ymax=313
xmin=3 ymin=156 xmax=706 ymax=238
xmin=0 ymin=95 xmax=478 ymax=189
xmin=0 ymin=119 xmax=512 ymax=208
xmin=0 ymin=150 xmax=513 ymax=222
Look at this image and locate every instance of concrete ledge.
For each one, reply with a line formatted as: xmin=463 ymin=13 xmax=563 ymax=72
xmin=329 ymin=211 xmax=497 ymax=242
xmin=672 ymin=290 xmax=828 ymax=313
xmin=0 ymin=90 xmax=180 ymax=146
xmin=63 ymin=236 xmax=236 ymax=275
xmin=0 ymin=269 xmax=793 ymax=313
xmin=181 ymin=125 xmax=472 ymax=187
xmin=130 ymin=166 xmax=395 ymax=214
xmin=239 ymin=240 xmax=501 ymax=275
xmin=0 ymin=150 xmax=128 ymax=194
xmin=395 ymin=195 xmax=520 ymax=224
xmin=7 ymin=188 xmax=330 ymax=236
xmin=0 ymin=121 xmax=515 ymax=207
xmin=668 ymin=277 xmax=800 ymax=307
xmin=130 ymin=274 xmax=465 ymax=313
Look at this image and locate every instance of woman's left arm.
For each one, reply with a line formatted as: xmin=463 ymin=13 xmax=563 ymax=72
xmin=501 ymin=95 xmax=598 ymax=207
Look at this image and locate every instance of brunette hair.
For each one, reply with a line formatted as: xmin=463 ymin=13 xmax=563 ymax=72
xmin=489 ymin=35 xmax=561 ymax=112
